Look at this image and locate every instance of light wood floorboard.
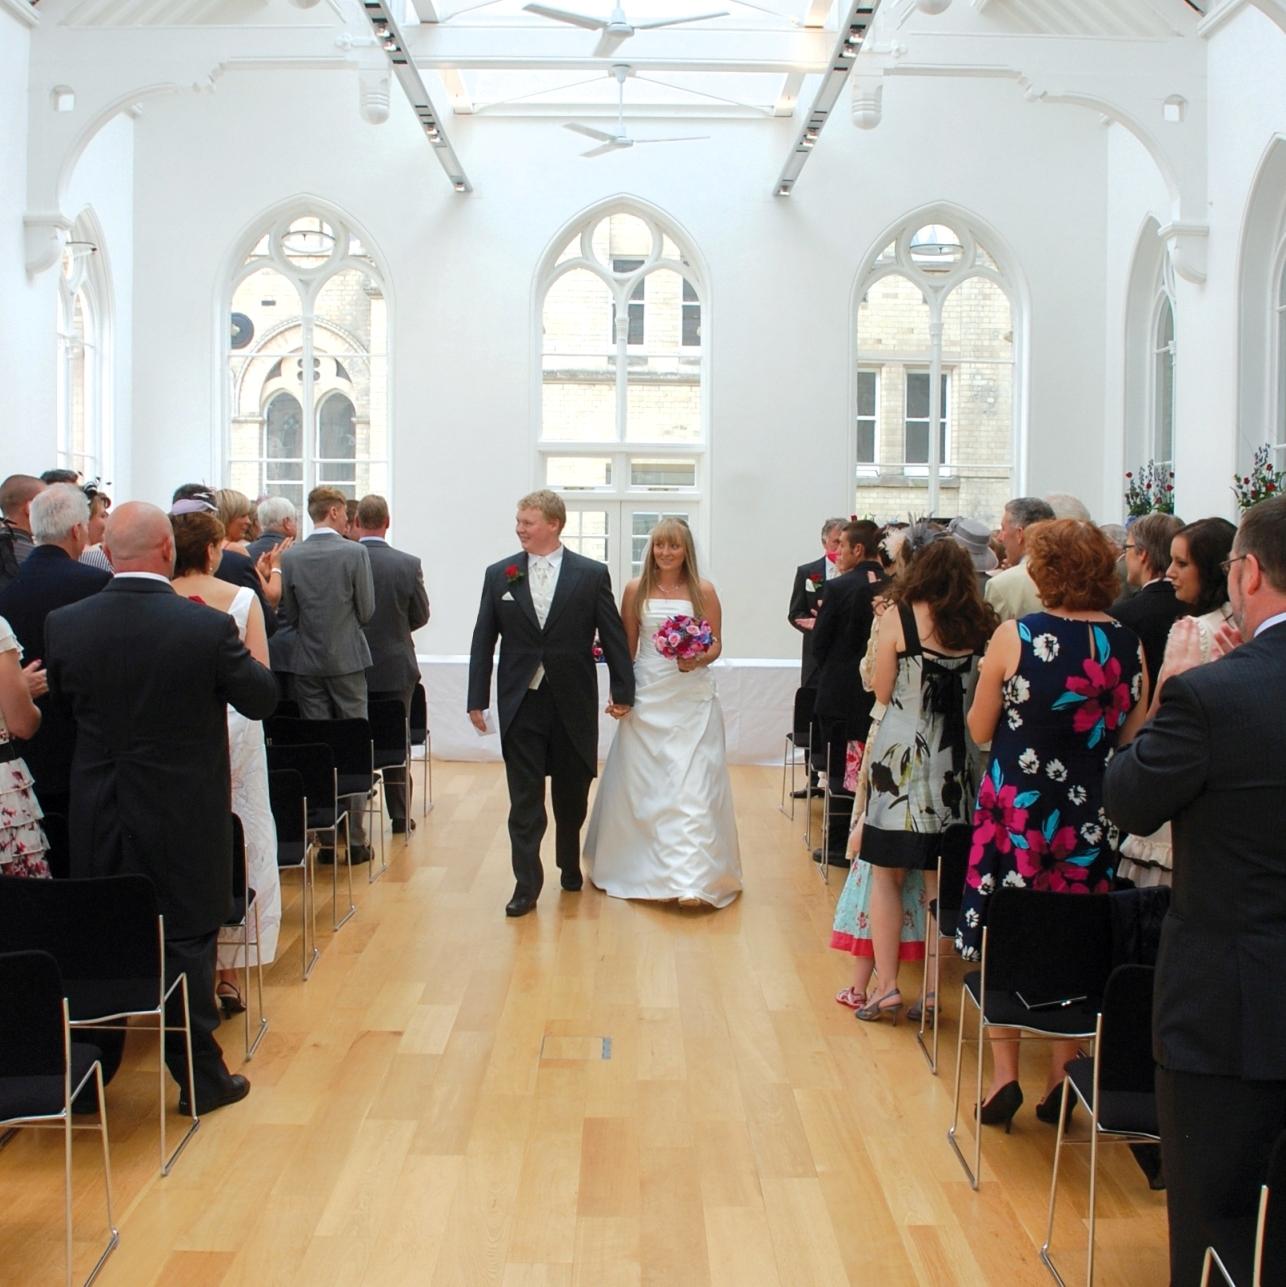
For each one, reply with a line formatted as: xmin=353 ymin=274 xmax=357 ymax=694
xmin=0 ymin=764 xmax=1169 ymax=1285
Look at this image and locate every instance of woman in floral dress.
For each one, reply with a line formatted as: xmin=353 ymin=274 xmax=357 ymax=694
xmin=0 ymin=614 xmax=51 ymax=877
xmin=958 ymin=520 xmax=1149 ymax=1127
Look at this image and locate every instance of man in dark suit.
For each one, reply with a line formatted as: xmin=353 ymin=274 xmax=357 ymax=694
xmin=247 ymin=496 xmax=297 ymax=562
xmin=44 ymin=502 xmax=278 ymax=1113
xmin=353 ymin=494 xmax=430 ymax=834
xmin=0 ymin=474 xmax=46 ymax=590
xmin=1109 ymin=511 xmax=1186 ymax=685
xmin=281 ymin=486 xmax=376 ymax=861
xmin=468 ymin=490 xmax=634 ymax=917
xmin=0 ymin=483 xmax=110 ymax=815
xmin=787 ymin=517 xmax=846 ymax=798
xmin=247 ymin=496 xmax=299 ymax=693
xmin=1104 ymin=495 xmax=1286 ymax=1287
xmin=811 ymin=520 xmax=885 ymax=866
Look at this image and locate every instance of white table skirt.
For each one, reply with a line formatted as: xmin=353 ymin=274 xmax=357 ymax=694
xmin=419 ymin=655 xmax=800 ymax=767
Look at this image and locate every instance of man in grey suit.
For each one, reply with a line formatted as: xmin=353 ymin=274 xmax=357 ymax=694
xmin=353 ymin=494 xmax=430 ymax=833
xmin=1104 ymin=495 xmax=1286 ymax=1287
xmin=281 ymin=486 xmax=376 ymax=861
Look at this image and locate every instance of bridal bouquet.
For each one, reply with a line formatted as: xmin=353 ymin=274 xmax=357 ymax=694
xmin=654 ymin=614 xmax=714 ymax=661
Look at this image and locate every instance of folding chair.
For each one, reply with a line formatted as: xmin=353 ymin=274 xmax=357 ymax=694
xmin=409 ymin=681 xmax=433 ymax=817
xmin=268 ymin=769 xmax=318 ymax=979
xmin=0 ymin=874 xmax=200 ymax=1176
xmin=265 ymin=741 xmax=354 ymax=931
xmin=368 ymin=695 xmax=411 ymax=847
xmin=1040 ymin=964 xmax=1160 ymax=1285
xmin=916 ymin=839 xmax=971 ymax=1074
xmin=220 ymin=815 xmax=267 ymax=1060
xmin=268 ymin=716 xmax=384 ymax=882
xmin=0 ymin=950 xmax=118 ymax=1287
xmin=779 ymin=686 xmax=814 ymax=821
xmin=1201 ymin=1129 xmax=1286 ymax=1287
xmin=947 ymin=888 xmax=1114 ymax=1189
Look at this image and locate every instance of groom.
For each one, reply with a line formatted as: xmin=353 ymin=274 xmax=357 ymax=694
xmin=468 ymin=490 xmax=634 ymax=917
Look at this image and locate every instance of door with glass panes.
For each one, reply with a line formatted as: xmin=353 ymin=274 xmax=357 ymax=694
xmin=562 ymin=501 xmax=697 ymax=597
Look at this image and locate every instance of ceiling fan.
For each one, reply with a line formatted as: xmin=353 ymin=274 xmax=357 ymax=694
xmin=524 ymin=2 xmax=728 ymax=58
xmin=564 ymin=64 xmax=710 ymax=157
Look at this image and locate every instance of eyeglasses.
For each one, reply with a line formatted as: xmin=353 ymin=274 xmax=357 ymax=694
xmin=1219 ymin=555 xmax=1248 ymax=575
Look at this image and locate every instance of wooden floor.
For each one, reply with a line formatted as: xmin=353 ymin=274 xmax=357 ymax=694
xmin=0 ymin=763 xmax=1169 ymax=1286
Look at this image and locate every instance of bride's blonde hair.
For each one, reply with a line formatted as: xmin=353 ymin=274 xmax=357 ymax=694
xmin=635 ymin=517 xmax=706 ymax=626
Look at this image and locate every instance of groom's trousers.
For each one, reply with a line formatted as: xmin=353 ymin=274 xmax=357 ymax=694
xmin=503 ymin=684 xmax=593 ymax=899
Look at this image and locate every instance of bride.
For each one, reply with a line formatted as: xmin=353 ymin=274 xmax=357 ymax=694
xmin=584 ymin=519 xmax=742 ymax=908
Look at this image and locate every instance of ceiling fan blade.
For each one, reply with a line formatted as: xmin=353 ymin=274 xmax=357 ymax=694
xmin=582 ymin=141 xmax=627 ymax=157
xmin=564 ymin=122 xmax=617 ymax=141
xmin=591 ymin=28 xmax=629 ymax=56
xmin=632 ymin=135 xmax=711 ymax=144
xmin=632 ymin=10 xmax=728 ymax=30
xmin=523 ymin=3 xmax=607 ymax=31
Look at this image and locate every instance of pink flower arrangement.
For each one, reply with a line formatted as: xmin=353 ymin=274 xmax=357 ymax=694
xmin=653 ymin=613 xmax=714 ymax=662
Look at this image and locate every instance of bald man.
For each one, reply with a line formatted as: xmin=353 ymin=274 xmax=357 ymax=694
xmin=45 ymin=502 xmax=279 ymax=1114
xmin=0 ymin=473 xmax=47 ymax=591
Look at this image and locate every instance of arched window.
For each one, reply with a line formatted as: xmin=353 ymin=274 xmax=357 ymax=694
xmin=56 ymin=218 xmax=110 ymax=482
xmin=854 ymin=219 xmax=1015 ymax=522
xmin=537 ymin=207 xmax=706 ymax=587
xmin=1152 ymin=289 xmax=1176 ymax=473
xmin=1277 ymin=245 xmax=1286 ymax=463
xmin=226 ymin=212 xmax=387 ymax=512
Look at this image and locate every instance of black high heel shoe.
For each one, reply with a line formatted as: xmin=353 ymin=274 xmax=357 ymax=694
xmin=976 ymin=1081 xmax=1023 ymax=1133
xmin=1035 ymin=1085 xmax=1075 ymax=1127
xmin=216 ymin=980 xmax=246 ymax=1018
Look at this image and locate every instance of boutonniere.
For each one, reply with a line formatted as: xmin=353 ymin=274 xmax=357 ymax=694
xmin=805 ymin=577 xmax=819 ymax=594
xmin=504 ymin=564 xmax=525 ymax=586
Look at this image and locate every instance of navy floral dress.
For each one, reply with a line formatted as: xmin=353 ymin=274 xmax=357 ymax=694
xmin=955 ymin=612 xmax=1143 ymax=961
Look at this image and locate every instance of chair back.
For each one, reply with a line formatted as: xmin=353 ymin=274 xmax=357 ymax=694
xmin=984 ymin=889 xmax=1114 ymax=1009
xmin=0 ymin=875 xmax=163 ymax=1017
xmin=1096 ymin=964 xmax=1156 ymax=1094
xmin=267 ymin=716 xmax=372 ymax=780
xmin=368 ymin=697 xmax=409 ymax=771
xmin=937 ymin=831 xmax=971 ymax=917
xmin=268 ymin=769 xmax=307 ymax=845
xmin=0 ymin=950 xmax=66 ymax=1080
xmin=230 ymin=813 xmax=248 ymax=904
xmin=791 ymin=687 xmax=813 ymax=745
xmin=409 ymin=682 xmax=428 ymax=746
xmin=266 ymin=743 xmax=336 ymax=815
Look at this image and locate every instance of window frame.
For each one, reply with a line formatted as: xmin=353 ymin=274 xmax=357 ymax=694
xmin=56 ymin=218 xmax=111 ymax=484
xmin=856 ymin=366 xmax=880 ymax=477
xmin=1149 ymin=285 xmax=1176 ymax=475
xmin=902 ymin=368 xmax=952 ymax=475
xmin=1275 ymin=238 xmax=1286 ymax=468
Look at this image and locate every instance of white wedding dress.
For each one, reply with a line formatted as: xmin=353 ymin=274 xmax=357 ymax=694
xmin=584 ymin=597 xmax=742 ymax=908
xmin=217 ymin=586 xmax=281 ymax=968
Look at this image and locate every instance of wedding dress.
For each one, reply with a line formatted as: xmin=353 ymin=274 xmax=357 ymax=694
xmin=217 ymin=586 xmax=281 ymax=968
xmin=584 ymin=597 xmax=742 ymax=908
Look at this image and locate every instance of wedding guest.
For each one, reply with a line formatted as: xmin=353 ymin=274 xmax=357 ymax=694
xmin=811 ymin=520 xmax=884 ymax=866
xmin=1110 ymin=512 xmax=1186 ymax=687
xmin=1044 ymin=493 xmax=1092 ymax=522
xmin=948 ymin=516 xmax=998 ymax=598
xmin=787 ymin=517 xmax=846 ymax=798
xmin=45 ymin=501 xmax=278 ymax=1113
xmin=0 ymin=484 xmax=110 ymax=816
xmin=79 ymin=482 xmax=112 ymax=573
xmin=0 ymin=609 xmax=50 ymax=877
xmin=1104 ymin=495 xmax=1286 ymax=1287
xmin=957 ymin=519 xmax=1148 ymax=1129
xmin=247 ymin=496 xmax=297 ymax=561
xmin=213 ymin=489 xmax=255 ymax=554
xmin=344 ymin=498 xmax=359 ymax=539
xmin=170 ymin=510 xmax=281 ymax=1014
xmin=39 ymin=469 xmax=80 ymax=485
xmin=353 ymin=494 xmax=430 ymax=834
xmin=0 ymin=474 xmax=47 ymax=591
xmin=856 ymin=530 xmax=994 ymax=1024
xmin=984 ymin=497 xmax=1054 ymax=621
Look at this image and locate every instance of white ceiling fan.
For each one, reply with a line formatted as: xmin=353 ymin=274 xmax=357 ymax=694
xmin=524 ymin=2 xmax=729 ymax=58
xmin=564 ymin=64 xmax=710 ymax=157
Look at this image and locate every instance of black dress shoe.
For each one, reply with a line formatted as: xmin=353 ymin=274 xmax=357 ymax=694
xmin=346 ymin=844 xmax=372 ymax=865
xmin=791 ymin=786 xmax=824 ymax=799
xmin=560 ymin=874 xmax=583 ymax=892
xmin=505 ymin=894 xmax=538 ymax=918
xmin=178 ymin=1073 xmax=250 ymax=1117
xmin=812 ymin=848 xmax=852 ymax=870
xmin=391 ymin=818 xmax=416 ymax=835
xmin=315 ymin=847 xmax=335 ymax=865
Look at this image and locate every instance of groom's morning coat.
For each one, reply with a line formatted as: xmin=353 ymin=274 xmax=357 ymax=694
xmin=467 ymin=549 xmax=634 ymax=773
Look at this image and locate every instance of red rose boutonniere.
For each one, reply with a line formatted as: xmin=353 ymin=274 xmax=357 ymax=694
xmin=504 ymin=564 xmax=525 ymax=586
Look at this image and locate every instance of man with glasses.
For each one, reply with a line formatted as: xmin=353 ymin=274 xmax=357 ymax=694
xmin=1110 ymin=511 xmax=1185 ymax=684
xmin=1105 ymin=494 xmax=1286 ymax=1287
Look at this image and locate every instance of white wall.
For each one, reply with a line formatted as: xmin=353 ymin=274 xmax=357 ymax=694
xmin=129 ymin=67 xmax=1109 ymax=658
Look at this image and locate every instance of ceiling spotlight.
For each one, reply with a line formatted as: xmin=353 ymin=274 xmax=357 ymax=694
xmin=453 ymin=180 xmax=467 ymax=192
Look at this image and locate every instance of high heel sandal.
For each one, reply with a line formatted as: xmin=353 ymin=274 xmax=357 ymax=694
xmin=854 ymin=988 xmax=903 ymax=1024
xmin=907 ymin=994 xmax=937 ymax=1027
xmin=835 ymin=986 xmax=868 ymax=1010
xmin=216 ymin=980 xmax=246 ymax=1018
xmin=1035 ymin=1085 xmax=1075 ymax=1127
xmin=976 ymin=1081 xmax=1023 ymax=1133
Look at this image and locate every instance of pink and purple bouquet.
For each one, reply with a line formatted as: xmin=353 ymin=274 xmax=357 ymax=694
xmin=653 ymin=614 xmax=714 ymax=662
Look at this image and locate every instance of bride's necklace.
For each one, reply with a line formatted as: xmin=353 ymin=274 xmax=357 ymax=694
xmin=655 ymin=577 xmax=686 ymax=595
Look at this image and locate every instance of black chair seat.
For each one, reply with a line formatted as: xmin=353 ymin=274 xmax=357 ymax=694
xmin=0 ymin=1043 xmax=98 ymax=1121
xmin=1204 ymin=1213 xmax=1258 ymax=1286
xmin=963 ymin=971 xmax=1099 ymax=1036
xmin=1065 ymin=1057 xmax=1159 ymax=1136
xmin=372 ymin=750 xmax=403 ymax=770
xmin=336 ymin=773 xmax=373 ymax=797
xmin=276 ymin=839 xmax=306 ymax=869
xmin=65 ymin=977 xmax=158 ymax=1022
xmin=307 ymin=805 xmax=341 ymax=829
xmin=223 ymin=889 xmax=255 ymax=927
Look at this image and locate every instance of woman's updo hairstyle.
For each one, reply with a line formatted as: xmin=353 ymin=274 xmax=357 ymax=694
xmin=171 ymin=512 xmax=225 ymax=577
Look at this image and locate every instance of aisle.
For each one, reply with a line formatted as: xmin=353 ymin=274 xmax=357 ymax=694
xmin=0 ymin=765 xmax=1168 ymax=1286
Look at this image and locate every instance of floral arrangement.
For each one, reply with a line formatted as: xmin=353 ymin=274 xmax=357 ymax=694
xmin=1124 ymin=461 xmax=1175 ymax=516
xmin=653 ymin=613 xmax=714 ymax=662
xmin=591 ymin=635 xmax=605 ymax=663
xmin=504 ymin=563 xmax=524 ymax=585
xmin=1232 ymin=444 xmax=1285 ymax=511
